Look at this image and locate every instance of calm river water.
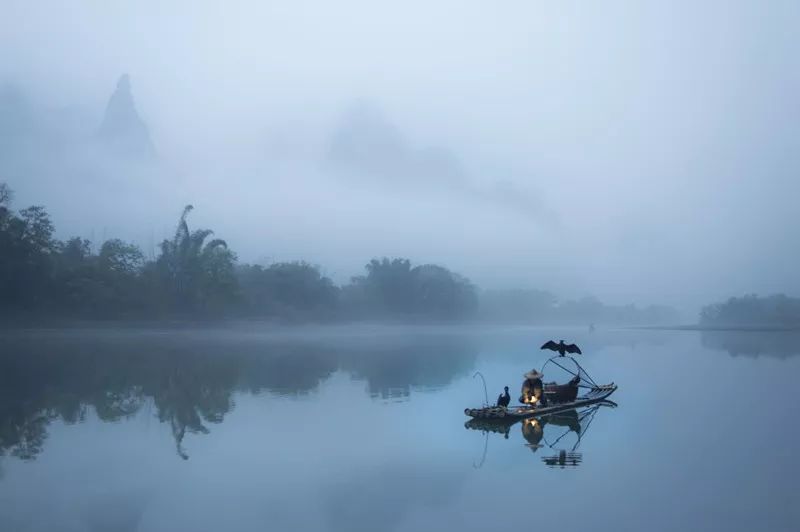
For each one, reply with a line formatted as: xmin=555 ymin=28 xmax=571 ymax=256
xmin=0 ymin=325 xmax=798 ymax=532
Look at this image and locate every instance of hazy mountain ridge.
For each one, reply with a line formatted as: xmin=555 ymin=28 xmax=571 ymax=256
xmin=327 ymin=102 xmax=549 ymax=223
xmin=95 ymin=74 xmax=156 ymax=160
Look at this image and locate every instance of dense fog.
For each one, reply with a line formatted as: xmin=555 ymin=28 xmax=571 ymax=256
xmin=2 ymin=1 xmax=799 ymax=319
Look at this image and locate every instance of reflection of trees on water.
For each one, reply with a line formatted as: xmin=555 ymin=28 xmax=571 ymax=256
xmin=701 ymin=330 xmax=800 ymax=359
xmin=0 ymin=332 xmax=477 ymax=461
xmin=239 ymin=345 xmax=338 ymax=396
xmin=151 ymin=360 xmax=239 ymax=460
xmin=0 ymin=407 xmax=51 ymax=460
xmin=341 ymin=339 xmax=476 ymax=399
xmin=0 ymin=347 xmax=240 ymax=461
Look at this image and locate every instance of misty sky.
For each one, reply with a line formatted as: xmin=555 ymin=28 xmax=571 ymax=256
xmin=2 ymin=0 xmax=799 ymax=313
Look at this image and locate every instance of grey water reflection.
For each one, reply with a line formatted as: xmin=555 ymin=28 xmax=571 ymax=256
xmin=0 ymin=328 xmax=478 ymax=461
xmin=701 ymin=330 xmax=800 ymax=359
xmin=0 ymin=326 xmax=798 ymax=532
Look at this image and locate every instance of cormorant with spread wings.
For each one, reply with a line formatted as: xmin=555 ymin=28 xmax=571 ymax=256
xmin=541 ymin=340 xmax=582 ymax=356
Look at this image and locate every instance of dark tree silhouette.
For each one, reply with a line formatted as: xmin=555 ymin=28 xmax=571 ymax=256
xmin=0 ymin=182 xmax=674 ymax=325
xmin=700 ymin=294 xmax=800 ymax=328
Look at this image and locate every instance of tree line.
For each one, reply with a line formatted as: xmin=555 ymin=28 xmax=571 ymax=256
xmin=479 ymin=289 xmax=679 ymax=326
xmin=1 ymin=182 xmax=685 ymax=324
xmin=0 ymin=183 xmax=478 ymax=321
xmin=700 ymin=294 xmax=800 ymax=329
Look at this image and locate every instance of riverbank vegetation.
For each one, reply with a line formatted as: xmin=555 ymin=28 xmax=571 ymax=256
xmin=700 ymin=294 xmax=800 ymax=329
xmin=1 ymin=182 xmax=678 ymax=325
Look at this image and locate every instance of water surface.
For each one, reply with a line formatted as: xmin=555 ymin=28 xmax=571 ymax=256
xmin=0 ymin=325 xmax=798 ymax=532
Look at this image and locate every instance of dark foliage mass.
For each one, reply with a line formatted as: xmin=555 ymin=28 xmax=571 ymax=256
xmin=700 ymin=294 xmax=800 ymax=329
xmin=237 ymin=261 xmax=339 ymax=320
xmin=344 ymin=258 xmax=478 ymax=320
xmin=0 ymin=183 xmax=684 ymax=324
xmin=0 ymin=187 xmax=239 ymax=318
xmin=0 ymin=183 xmax=479 ymax=322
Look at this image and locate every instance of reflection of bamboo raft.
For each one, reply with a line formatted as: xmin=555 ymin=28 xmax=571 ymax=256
xmin=464 ymin=417 xmax=515 ymax=434
xmin=541 ymin=410 xmax=581 ymax=433
xmin=463 ymin=406 xmax=510 ymax=419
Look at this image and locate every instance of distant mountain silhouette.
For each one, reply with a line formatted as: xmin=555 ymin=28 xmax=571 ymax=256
xmin=326 ymin=101 xmax=549 ymax=221
xmin=327 ymin=101 xmax=462 ymax=186
xmin=96 ymin=74 xmax=155 ymax=160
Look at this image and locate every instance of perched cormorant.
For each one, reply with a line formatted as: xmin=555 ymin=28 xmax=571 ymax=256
xmin=541 ymin=339 xmax=582 ymax=356
xmin=496 ymin=386 xmax=511 ymax=407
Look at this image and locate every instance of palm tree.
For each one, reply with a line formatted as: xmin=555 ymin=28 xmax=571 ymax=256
xmin=158 ymin=205 xmax=234 ymax=312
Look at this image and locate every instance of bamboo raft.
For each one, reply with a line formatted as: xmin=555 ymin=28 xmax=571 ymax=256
xmin=464 ymin=383 xmax=617 ymax=421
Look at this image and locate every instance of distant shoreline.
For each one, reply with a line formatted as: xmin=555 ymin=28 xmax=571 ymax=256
xmin=2 ymin=318 xmax=798 ymax=334
xmin=632 ymin=324 xmax=800 ymax=332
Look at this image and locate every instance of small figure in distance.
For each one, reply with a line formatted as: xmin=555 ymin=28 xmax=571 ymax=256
xmin=541 ymin=339 xmax=582 ymax=357
xmin=496 ymin=386 xmax=511 ymax=407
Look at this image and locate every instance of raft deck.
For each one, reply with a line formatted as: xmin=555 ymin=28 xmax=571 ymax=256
xmin=464 ymin=384 xmax=617 ymax=420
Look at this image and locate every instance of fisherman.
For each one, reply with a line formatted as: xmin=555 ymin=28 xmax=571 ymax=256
xmin=496 ymin=386 xmax=511 ymax=407
xmin=520 ymin=369 xmax=547 ymax=406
